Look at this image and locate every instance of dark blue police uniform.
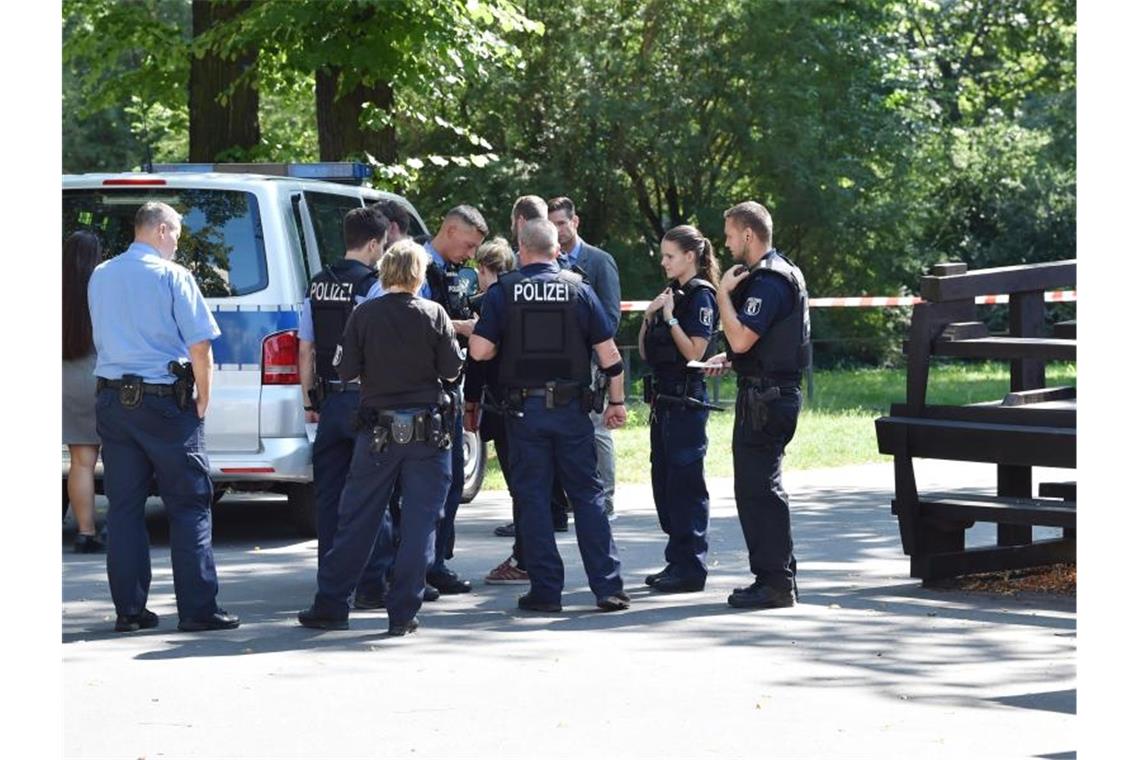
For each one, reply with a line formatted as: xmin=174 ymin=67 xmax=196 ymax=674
xmin=726 ymin=250 xmax=811 ymax=606
xmin=421 ymin=242 xmax=475 ymax=592
xmin=88 ymin=241 xmax=236 ymax=631
xmin=643 ymin=278 xmax=718 ymax=589
xmin=300 ymin=291 xmax=462 ymax=633
xmin=474 ymin=262 xmax=624 ymax=607
xmin=298 ymin=258 xmax=390 ymax=601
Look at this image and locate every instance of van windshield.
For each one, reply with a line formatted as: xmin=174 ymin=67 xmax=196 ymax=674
xmin=63 ymin=188 xmax=269 ymax=298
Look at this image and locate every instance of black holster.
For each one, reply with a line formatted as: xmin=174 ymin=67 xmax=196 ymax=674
xmin=739 ymin=381 xmax=781 ymax=431
xmin=168 ymin=361 xmax=195 ymax=411
xmin=583 ymin=369 xmax=606 ymax=414
xmin=307 ymin=380 xmax=327 ymax=412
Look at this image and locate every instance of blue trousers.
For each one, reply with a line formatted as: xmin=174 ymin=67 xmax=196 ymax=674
xmin=311 ymin=389 xmax=390 ymax=594
xmin=506 ymin=398 xmax=623 ymax=604
xmin=430 ymin=399 xmax=464 ymax=572
xmin=732 ymin=386 xmax=802 ymax=592
xmin=312 ymin=428 xmax=451 ymax=625
xmin=650 ymin=378 xmax=711 ymax=581
xmin=95 ymin=388 xmax=220 ymax=622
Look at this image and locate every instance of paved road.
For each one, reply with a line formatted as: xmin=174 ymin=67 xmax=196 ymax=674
xmin=62 ymin=460 xmax=1075 ymax=759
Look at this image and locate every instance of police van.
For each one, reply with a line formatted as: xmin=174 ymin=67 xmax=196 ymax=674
xmin=62 ymin=162 xmax=487 ymax=534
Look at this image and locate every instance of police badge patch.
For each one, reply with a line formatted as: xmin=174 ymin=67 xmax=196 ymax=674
xmin=699 ymin=307 xmax=713 ymax=327
xmin=332 ymin=344 xmax=343 ymax=366
xmin=744 ymin=297 xmax=763 ymax=316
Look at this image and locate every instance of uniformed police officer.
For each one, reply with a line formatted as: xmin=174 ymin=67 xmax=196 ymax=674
xmin=707 ymin=201 xmax=810 ymax=609
xmin=469 ymin=219 xmax=630 ymax=613
xmin=88 ymin=201 xmax=239 ymax=632
xmin=639 ymin=224 xmax=720 ymax=593
xmin=420 ymin=205 xmax=488 ymax=595
xmin=298 ymin=239 xmax=463 ymax=636
xmin=298 ymin=205 xmax=397 ymax=609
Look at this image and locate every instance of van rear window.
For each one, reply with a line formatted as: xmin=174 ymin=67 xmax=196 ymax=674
xmin=63 ymin=188 xmax=269 ymax=298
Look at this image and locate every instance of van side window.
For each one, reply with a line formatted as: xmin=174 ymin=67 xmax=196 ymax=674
xmin=62 ymin=189 xmax=269 ymax=298
xmin=305 ymin=191 xmax=364 ymax=270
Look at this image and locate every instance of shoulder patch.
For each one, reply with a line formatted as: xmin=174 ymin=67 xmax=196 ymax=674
xmin=332 ymin=344 xmax=343 ymax=367
xmin=699 ymin=306 xmax=714 ymax=327
xmin=744 ymin=297 xmax=763 ymax=316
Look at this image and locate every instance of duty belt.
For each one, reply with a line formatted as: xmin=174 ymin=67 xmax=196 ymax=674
xmin=323 ymin=379 xmax=361 ymax=393
xmin=96 ymin=377 xmax=176 ymax=397
xmin=358 ymin=406 xmax=451 ymax=453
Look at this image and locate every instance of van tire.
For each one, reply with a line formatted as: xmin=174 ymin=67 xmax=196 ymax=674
xmin=460 ymin=430 xmax=487 ymax=504
xmin=288 ymin=483 xmax=318 ymax=537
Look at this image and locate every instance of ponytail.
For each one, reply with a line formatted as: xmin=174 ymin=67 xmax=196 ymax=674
xmin=697 ymin=237 xmax=721 ymax=287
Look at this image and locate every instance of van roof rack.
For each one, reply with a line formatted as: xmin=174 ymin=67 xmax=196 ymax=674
xmin=149 ymin=162 xmax=371 ymax=185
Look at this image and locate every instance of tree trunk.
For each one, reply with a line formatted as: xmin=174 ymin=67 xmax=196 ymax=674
xmin=315 ymin=67 xmax=397 ymax=164
xmin=189 ymin=0 xmax=259 ymax=162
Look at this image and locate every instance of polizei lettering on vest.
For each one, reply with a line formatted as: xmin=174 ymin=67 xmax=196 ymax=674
xmin=514 ymin=281 xmax=570 ymax=302
xmin=310 ymin=281 xmax=353 ymax=302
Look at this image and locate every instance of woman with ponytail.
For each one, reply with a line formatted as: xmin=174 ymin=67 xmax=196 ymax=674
xmin=637 ymin=224 xmax=720 ymax=593
xmin=62 ymin=229 xmax=105 ymax=552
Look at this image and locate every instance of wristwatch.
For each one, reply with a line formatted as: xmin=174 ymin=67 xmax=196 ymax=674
xmin=666 ymin=317 xmax=680 ymax=327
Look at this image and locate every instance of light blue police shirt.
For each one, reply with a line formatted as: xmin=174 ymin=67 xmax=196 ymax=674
xmin=418 ymin=240 xmax=447 ymax=300
xmin=88 ymin=242 xmax=221 ymax=383
xmin=298 ymin=277 xmax=385 ymax=342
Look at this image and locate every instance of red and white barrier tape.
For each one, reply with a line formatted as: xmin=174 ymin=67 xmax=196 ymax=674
xmin=618 ymin=289 xmax=1076 ymax=312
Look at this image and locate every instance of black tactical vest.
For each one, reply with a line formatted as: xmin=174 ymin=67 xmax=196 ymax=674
xmin=309 ymin=259 xmax=378 ymax=380
xmin=496 ymin=268 xmax=592 ymax=389
xmin=425 ymin=261 xmax=471 ymax=319
xmin=644 ymin=278 xmax=717 ymax=375
xmin=727 ymin=250 xmax=811 ymax=380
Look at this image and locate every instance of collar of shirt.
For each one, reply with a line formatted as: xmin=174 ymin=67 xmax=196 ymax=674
xmin=424 ymin=240 xmax=447 ymax=269
xmin=520 ymin=261 xmax=561 ymax=276
xmin=123 ymin=241 xmax=163 ymax=261
xmin=561 ymin=238 xmax=583 ymax=267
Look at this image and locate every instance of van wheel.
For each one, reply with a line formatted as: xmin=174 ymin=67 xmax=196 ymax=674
xmin=288 ymin=483 xmax=318 ymax=537
xmin=460 ymin=430 xmax=487 ymax=504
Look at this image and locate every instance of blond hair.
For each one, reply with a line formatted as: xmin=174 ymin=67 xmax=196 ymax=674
xmin=380 ymin=239 xmax=429 ymax=291
xmin=723 ymin=201 xmax=773 ymax=247
xmin=474 ymin=236 xmax=516 ymax=275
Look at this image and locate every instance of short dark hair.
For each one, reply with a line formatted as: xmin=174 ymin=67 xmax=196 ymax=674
xmin=547 ymin=196 xmax=576 ymax=218
xmin=373 ymin=199 xmax=410 ymax=234
xmin=444 ymin=204 xmax=489 ymax=235
xmin=343 ymin=205 xmax=389 ymax=251
xmin=62 ymin=229 xmax=103 ymax=361
xmin=723 ymin=201 xmax=773 ymax=246
xmin=512 ymin=195 xmax=547 ymax=222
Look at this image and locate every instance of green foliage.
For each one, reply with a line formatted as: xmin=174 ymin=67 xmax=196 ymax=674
xmin=62 ymin=0 xmax=1076 ymax=367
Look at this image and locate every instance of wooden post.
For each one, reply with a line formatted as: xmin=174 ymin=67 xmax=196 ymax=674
xmin=1009 ymin=291 xmax=1047 ymax=392
xmin=997 ymin=464 xmax=1033 ymax=546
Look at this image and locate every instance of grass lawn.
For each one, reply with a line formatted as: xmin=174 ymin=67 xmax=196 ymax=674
xmin=477 ymin=361 xmax=1077 ymax=489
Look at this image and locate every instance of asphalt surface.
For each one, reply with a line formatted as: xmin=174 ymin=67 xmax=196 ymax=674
xmin=62 ymin=460 xmax=1075 ymax=759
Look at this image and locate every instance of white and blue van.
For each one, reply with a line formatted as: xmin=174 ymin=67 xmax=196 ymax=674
xmin=62 ymin=163 xmax=487 ymax=534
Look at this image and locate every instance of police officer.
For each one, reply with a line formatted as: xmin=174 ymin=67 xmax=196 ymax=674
xmin=298 ymin=205 xmax=398 ymax=609
xmin=88 ymin=201 xmax=239 ymax=633
xmin=298 ymin=240 xmax=463 ymax=635
xmin=469 ymin=219 xmax=629 ymax=613
xmin=639 ymin=224 xmax=720 ymax=593
xmin=707 ymin=201 xmax=810 ymax=609
xmin=419 ymin=204 xmax=488 ymax=594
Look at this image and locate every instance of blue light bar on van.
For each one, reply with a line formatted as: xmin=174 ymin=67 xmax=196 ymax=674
xmin=150 ymin=162 xmax=372 ymax=184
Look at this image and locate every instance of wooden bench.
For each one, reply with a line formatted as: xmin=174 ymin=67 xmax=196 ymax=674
xmin=875 ymin=259 xmax=1076 ymax=583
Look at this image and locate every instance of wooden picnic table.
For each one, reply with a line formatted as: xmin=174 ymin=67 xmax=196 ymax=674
xmin=875 ymin=259 xmax=1076 ymax=583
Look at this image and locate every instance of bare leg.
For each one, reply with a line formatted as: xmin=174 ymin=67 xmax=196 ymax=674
xmin=68 ymin=444 xmax=100 ymax=535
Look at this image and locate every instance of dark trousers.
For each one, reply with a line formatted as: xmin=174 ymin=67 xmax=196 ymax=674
xmin=506 ymin=398 xmax=623 ymax=604
xmin=650 ymin=379 xmax=711 ymax=581
xmin=431 ymin=406 xmax=464 ymax=572
xmin=732 ymin=386 xmax=802 ymax=592
xmin=311 ymin=390 xmax=388 ymax=593
xmin=488 ymin=428 xmax=525 ymax=570
xmin=312 ymin=431 xmax=451 ymax=625
xmin=95 ymin=388 xmax=219 ymax=622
